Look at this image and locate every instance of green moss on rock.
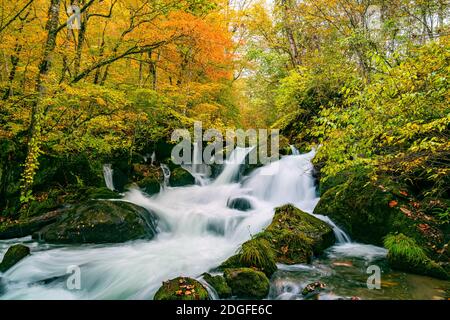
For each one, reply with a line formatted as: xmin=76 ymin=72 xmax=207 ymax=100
xmin=314 ymin=172 xmax=411 ymax=246
xmin=202 ymin=273 xmax=232 ymax=298
xmin=224 ymin=268 xmax=270 ymax=299
xmin=33 ymin=200 xmax=157 ymax=244
xmin=169 ymin=167 xmax=195 ymax=187
xmin=137 ymin=176 xmax=161 ymax=195
xmin=0 ymin=210 xmax=64 ymax=240
xmin=261 ymin=204 xmax=335 ymax=264
xmin=384 ymin=234 xmax=449 ymax=280
xmin=219 ymin=204 xmax=335 ymax=275
xmin=154 ymin=277 xmax=209 ymax=300
xmin=0 ymin=244 xmax=30 ymax=272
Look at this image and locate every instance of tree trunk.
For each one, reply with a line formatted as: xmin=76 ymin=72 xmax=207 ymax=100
xmin=21 ymin=0 xmax=61 ymax=205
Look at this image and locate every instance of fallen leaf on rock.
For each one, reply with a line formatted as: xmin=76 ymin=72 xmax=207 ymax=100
xmin=389 ymin=200 xmax=398 ymax=208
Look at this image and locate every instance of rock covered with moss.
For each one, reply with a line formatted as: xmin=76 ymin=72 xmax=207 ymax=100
xmin=314 ymin=169 xmax=449 ymax=279
xmin=224 ymin=268 xmax=270 ymax=299
xmin=262 ymin=204 xmax=335 ymax=264
xmin=202 ymin=273 xmax=232 ymax=298
xmin=220 ymin=238 xmax=277 ymax=277
xmin=384 ymin=234 xmax=449 ymax=280
xmin=154 ymin=277 xmax=209 ymax=300
xmin=0 ymin=244 xmax=30 ymax=272
xmin=32 ymin=200 xmax=157 ymax=244
xmin=314 ymin=172 xmax=399 ymax=245
xmin=169 ymin=167 xmax=195 ymax=187
xmin=0 ymin=210 xmax=64 ymax=240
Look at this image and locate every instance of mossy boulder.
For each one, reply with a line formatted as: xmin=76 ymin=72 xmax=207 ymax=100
xmin=261 ymin=204 xmax=335 ymax=264
xmin=202 ymin=273 xmax=232 ymax=298
xmin=219 ymin=238 xmax=277 ymax=277
xmin=154 ymin=277 xmax=209 ymax=300
xmin=223 ymin=268 xmax=270 ymax=299
xmin=314 ymin=174 xmax=399 ymax=245
xmin=169 ymin=167 xmax=195 ymax=187
xmin=314 ymin=169 xmax=449 ymax=277
xmin=33 ymin=200 xmax=157 ymax=244
xmin=0 ymin=209 xmax=64 ymax=240
xmin=219 ymin=205 xmax=334 ymax=274
xmin=384 ymin=234 xmax=449 ymax=280
xmin=137 ymin=176 xmax=161 ymax=195
xmin=0 ymin=244 xmax=30 ymax=272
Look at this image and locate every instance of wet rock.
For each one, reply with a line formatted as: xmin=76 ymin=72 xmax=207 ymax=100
xmin=227 ymin=197 xmax=252 ymax=211
xmin=219 ymin=205 xmax=334 ymax=277
xmin=0 ymin=244 xmax=30 ymax=272
xmin=202 ymin=273 xmax=232 ymax=298
xmin=169 ymin=167 xmax=195 ymax=187
xmin=261 ymin=204 xmax=335 ymax=264
xmin=33 ymin=200 xmax=157 ymax=244
xmin=154 ymin=277 xmax=209 ymax=300
xmin=224 ymin=268 xmax=270 ymax=299
xmin=301 ymin=281 xmax=327 ymax=296
xmin=137 ymin=176 xmax=161 ymax=195
xmin=0 ymin=210 xmax=64 ymax=240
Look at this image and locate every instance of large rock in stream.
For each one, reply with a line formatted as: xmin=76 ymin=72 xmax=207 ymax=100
xmin=220 ymin=204 xmax=335 ymax=274
xmin=224 ymin=268 xmax=270 ymax=299
xmin=0 ymin=244 xmax=30 ymax=272
xmin=0 ymin=210 xmax=64 ymax=240
xmin=32 ymin=200 xmax=157 ymax=244
xmin=154 ymin=277 xmax=209 ymax=300
xmin=313 ymin=169 xmax=450 ymax=279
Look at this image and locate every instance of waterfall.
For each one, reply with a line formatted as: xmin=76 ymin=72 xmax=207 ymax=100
xmin=150 ymin=152 xmax=156 ymax=166
xmin=103 ymin=164 xmax=114 ymax=191
xmin=213 ymin=147 xmax=254 ymax=185
xmin=160 ymin=164 xmax=171 ymax=187
xmin=290 ymin=145 xmax=300 ymax=155
xmin=190 ymin=142 xmax=211 ymax=185
xmin=0 ymin=147 xmax=351 ymax=300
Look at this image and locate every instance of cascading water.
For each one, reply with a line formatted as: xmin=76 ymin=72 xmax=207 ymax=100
xmin=103 ymin=164 xmax=114 ymax=191
xmin=182 ymin=143 xmax=211 ymax=186
xmin=290 ymin=145 xmax=300 ymax=155
xmin=0 ymin=148 xmax=408 ymax=300
xmin=213 ymin=147 xmax=254 ymax=185
xmin=160 ymin=164 xmax=171 ymax=188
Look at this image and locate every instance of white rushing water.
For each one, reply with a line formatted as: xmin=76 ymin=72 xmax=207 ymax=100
xmin=102 ymin=164 xmax=114 ymax=191
xmin=160 ymin=164 xmax=171 ymax=188
xmin=0 ymin=148 xmax=353 ymax=300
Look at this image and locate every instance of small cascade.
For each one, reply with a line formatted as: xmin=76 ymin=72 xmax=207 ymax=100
xmin=213 ymin=147 xmax=254 ymax=185
xmin=160 ymin=164 xmax=171 ymax=187
xmin=150 ymin=151 xmax=156 ymax=166
xmin=103 ymin=164 xmax=115 ymax=191
xmin=290 ymin=145 xmax=300 ymax=155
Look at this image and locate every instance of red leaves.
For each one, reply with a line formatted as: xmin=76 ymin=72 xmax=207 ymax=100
xmin=389 ymin=200 xmax=398 ymax=208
